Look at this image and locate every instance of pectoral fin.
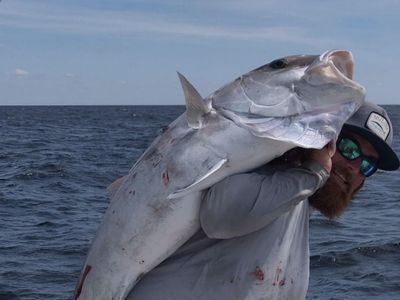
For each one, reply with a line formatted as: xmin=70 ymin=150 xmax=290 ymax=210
xmin=168 ymin=158 xmax=228 ymax=199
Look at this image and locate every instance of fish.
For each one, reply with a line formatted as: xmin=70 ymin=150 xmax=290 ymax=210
xmin=74 ymin=50 xmax=365 ymax=300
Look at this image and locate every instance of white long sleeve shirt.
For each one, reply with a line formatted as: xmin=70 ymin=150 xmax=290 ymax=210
xmin=126 ymin=161 xmax=329 ymax=300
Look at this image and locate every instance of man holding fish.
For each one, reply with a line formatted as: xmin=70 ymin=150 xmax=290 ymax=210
xmin=75 ymin=50 xmax=399 ymax=300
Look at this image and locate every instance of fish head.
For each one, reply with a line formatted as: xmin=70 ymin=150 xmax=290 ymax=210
xmin=210 ymin=50 xmax=365 ymax=147
xmin=210 ymin=49 xmax=365 ymax=117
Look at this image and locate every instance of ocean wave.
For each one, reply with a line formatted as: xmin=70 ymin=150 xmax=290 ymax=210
xmin=0 ymin=290 xmax=19 ymax=300
xmin=311 ymin=241 xmax=400 ymax=268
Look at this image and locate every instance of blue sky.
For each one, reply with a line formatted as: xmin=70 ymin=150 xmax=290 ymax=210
xmin=1 ymin=0 xmax=399 ymax=105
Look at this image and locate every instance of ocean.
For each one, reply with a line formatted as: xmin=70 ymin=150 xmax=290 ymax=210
xmin=1 ymin=105 xmax=399 ymax=300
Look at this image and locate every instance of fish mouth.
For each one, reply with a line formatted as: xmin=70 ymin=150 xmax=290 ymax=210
xmin=322 ymin=49 xmax=354 ymax=79
xmin=305 ymin=49 xmax=361 ymax=88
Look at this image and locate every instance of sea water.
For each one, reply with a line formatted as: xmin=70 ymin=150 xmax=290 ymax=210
xmin=0 ymin=106 xmax=399 ymax=300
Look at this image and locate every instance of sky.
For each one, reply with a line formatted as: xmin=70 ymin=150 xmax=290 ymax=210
xmin=1 ymin=0 xmax=400 ymax=105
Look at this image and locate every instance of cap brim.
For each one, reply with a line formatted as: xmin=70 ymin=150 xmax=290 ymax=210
xmin=343 ymin=124 xmax=400 ymax=170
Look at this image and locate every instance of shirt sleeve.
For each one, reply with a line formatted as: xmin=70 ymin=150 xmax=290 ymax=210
xmin=199 ymin=160 xmax=329 ymax=239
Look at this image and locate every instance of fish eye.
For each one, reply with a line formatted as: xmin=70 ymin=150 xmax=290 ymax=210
xmin=269 ymin=59 xmax=288 ymax=69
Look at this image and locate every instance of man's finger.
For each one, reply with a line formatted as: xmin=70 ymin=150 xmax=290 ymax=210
xmin=326 ymin=140 xmax=336 ymax=158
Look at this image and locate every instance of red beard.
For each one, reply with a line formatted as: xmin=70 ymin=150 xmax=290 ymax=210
xmin=308 ymin=164 xmax=363 ymax=219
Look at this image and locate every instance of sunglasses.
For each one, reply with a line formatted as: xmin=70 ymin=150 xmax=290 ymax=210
xmin=337 ymin=136 xmax=378 ymax=177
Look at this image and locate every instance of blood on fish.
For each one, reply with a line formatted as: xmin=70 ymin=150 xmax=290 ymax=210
xmin=74 ymin=265 xmax=92 ymax=300
xmin=254 ymin=266 xmax=264 ymax=281
xmin=162 ymin=171 xmax=170 ymax=186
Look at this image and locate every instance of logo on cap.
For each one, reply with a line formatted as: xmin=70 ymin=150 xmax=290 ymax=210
xmin=366 ymin=112 xmax=390 ymax=140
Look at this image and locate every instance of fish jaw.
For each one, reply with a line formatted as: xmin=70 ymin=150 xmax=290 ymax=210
xmin=304 ymin=49 xmax=364 ymax=92
xmin=322 ymin=49 xmax=354 ymax=79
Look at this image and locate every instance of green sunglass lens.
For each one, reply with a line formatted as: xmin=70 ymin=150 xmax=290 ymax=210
xmin=339 ymin=138 xmax=361 ymax=160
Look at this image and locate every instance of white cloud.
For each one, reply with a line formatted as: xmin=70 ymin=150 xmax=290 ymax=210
xmin=0 ymin=0 xmax=334 ymax=46
xmin=15 ymin=68 xmax=29 ymax=76
xmin=65 ymin=73 xmax=75 ymax=78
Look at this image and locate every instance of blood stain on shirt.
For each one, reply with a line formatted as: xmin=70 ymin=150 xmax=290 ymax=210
xmin=272 ymin=263 xmax=283 ymax=286
xmin=279 ymin=279 xmax=286 ymax=286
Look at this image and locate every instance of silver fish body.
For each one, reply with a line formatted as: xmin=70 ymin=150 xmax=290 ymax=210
xmin=75 ymin=50 xmax=365 ymax=300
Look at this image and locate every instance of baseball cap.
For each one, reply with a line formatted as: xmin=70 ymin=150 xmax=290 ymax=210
xmin=342 ymin=101 xmax=399 ymax=170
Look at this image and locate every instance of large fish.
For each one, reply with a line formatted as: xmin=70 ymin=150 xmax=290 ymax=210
xmin=75 ymin=50 xmax=365 ymax=300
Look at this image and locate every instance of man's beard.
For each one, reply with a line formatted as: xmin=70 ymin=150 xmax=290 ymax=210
xmin=308 ymin=165 xmax=363 ymax=219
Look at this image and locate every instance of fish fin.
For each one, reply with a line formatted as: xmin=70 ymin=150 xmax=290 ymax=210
xmin=177 ymin=72 xmax=211 ymax=129
xmin=107 ymin=175 xmax=127 ymax=201
xmin=168 ymin=158 xmax=228 ymax=199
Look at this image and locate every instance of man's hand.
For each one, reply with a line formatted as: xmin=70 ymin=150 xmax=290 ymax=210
xmin=305 ymin=141 xmax=335 ymax=173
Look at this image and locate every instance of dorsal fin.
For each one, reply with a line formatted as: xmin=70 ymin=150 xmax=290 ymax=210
xmin=177 ymin=72 xmax=211 ymax=129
